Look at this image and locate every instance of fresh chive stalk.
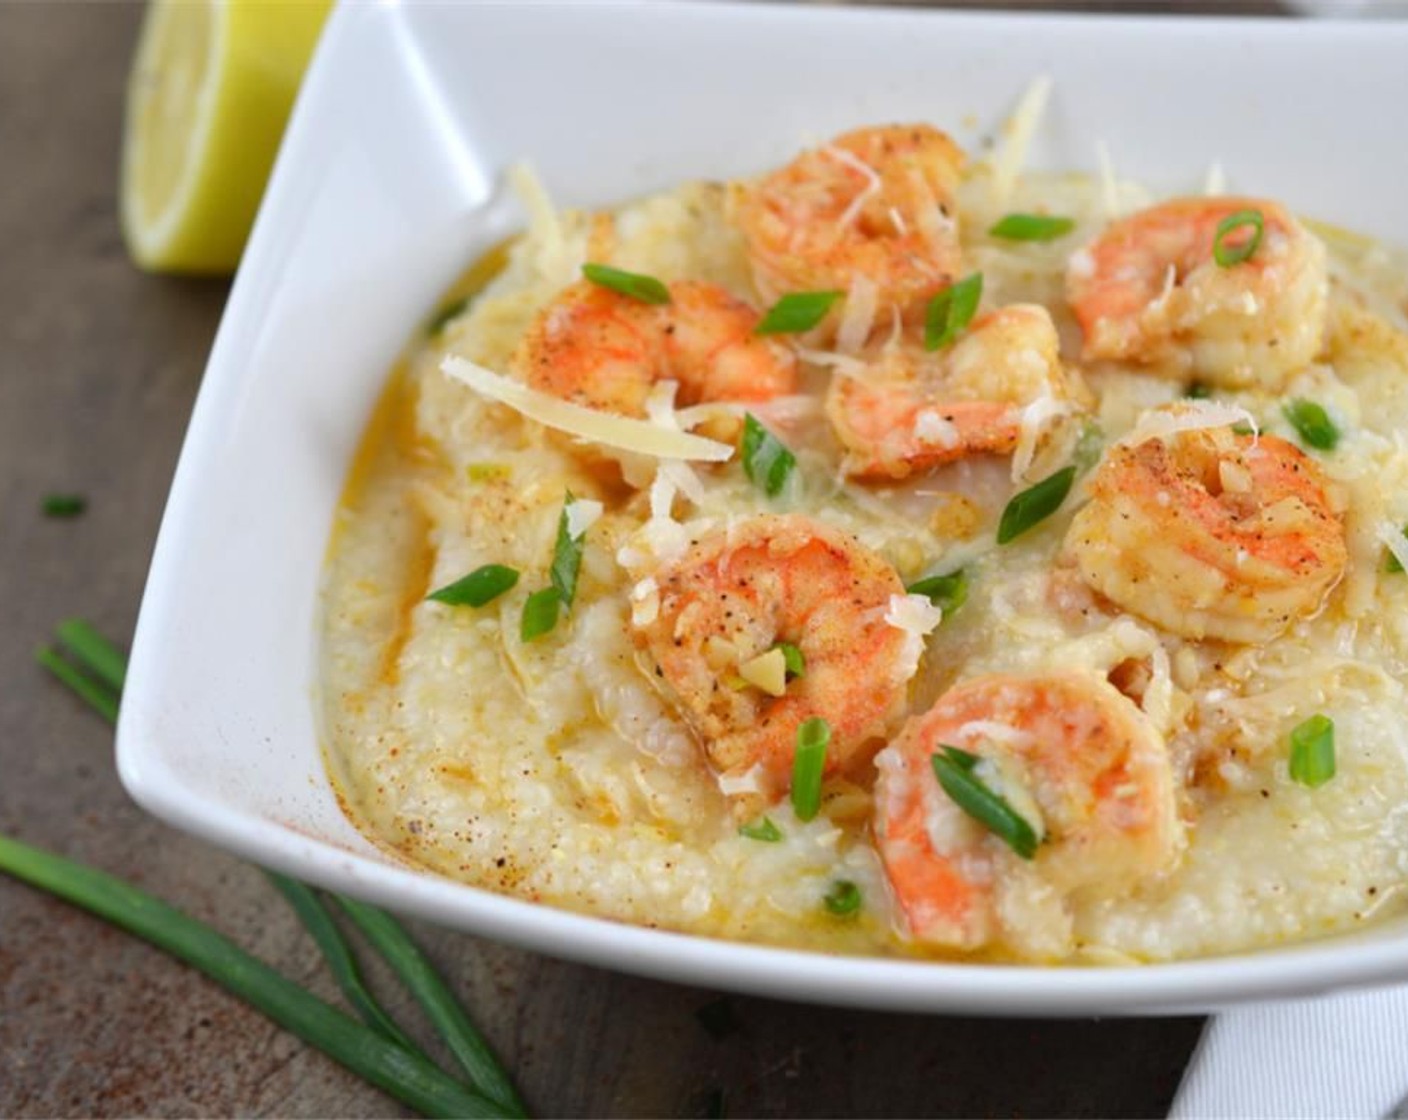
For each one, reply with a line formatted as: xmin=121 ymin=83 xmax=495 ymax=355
xmin=519 ymin=589 xmax=560 ymax=642
xmin=581 ymin=263 xmax=670 ymax=305
xmin=1385 ymin=525 xmax=1408 ymax=574
xmin=42 ymin=493 xmax=86 ymax=517
xmin=549 ymin=496 xmax=586 ymax=609
xmin=426 ymin=295 xmax=470 ymax=337
xmin=0 ymin=834 xmax=511 ymax=1120
xmin=265 ymin=873 xmax=427 ymax=1058
xmin=822 ymin=879 xmax=862 ymax=916
xmin=755 ymin=291 xmax=843 ymax=335
xmin=997 ymin=466 xmax=1076 ymax=545
xmin=790 ymin=718 xmax=830 ymax=822
xmin=772 ymin=642 xmax=805 ymax=680
xmin=924 ymin=273 xmax=983 ymax=351
xmin=34 ymin=621 xmax=526 ymax=1118
xmin=906 ymin=569 xmax=968 ymax=617
xmin=1288 ymin=714 xmax=1336 ymax=788
xmin=1283 ymin=400 xmax=1340 ymax=451
xmin=427 ymin=565 xmax=519 ymax=608
xmin=738 ymin=817 xmax=783 ymax=843
xmin=740 ymin=414 xmax=796 ymax=498
xmin=336 ymin=897 xmax=526 ymax=1117
xmin=1212 ymin=209 xmax=1264 ymax=267
xmin=988 ymin=213 xmax=1074 ymax=242
xmin=930 ymin=746 xmax=1038 ymax=860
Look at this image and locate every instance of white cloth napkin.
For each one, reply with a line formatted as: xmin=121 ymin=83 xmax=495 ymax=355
xmin=1170 ymin=984 xmax=1408 ymax=1119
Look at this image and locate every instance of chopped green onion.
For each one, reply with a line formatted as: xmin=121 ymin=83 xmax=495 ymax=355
xmin=1288 ymin=714 xmax=1336 ymax=789
xmin=924 ymin=272 xmax=983 ymax=351
xmin=772 ymin=642 xmax=805 ymax=680
xmin=694 ymin=997 xmax=740 ymax=1040
xmin=336 ymin=897 xmax=525 ymax=1116
xmin=42 ymin=493 xmax=86 ymax=517
xmin=997 ymin=466 xmax=1076 ymax=545
xmin=581 ymin=262 xmax=670 ymax=305
xmin=738 ymin=817 xmax=783 ymax=843
xmin=265 ymin=873 xmax=426 ymax=1059
xmin=520 ymin=588 xmax=561 ymax=642
xmin=988 ymin=213 xmax=1075 ymax=242
xmin=55 ymin=618 xmax=126 ymax=692
xmin=1185 ymin=383 xmax=1213 ymax=400
xmin=35 ymin=646 xmax=119 ymax=724
xmin=755 ymin=290 xmax=843 ymax=335
xmin=740 ymin=413 xmax=796 ymax=498
xmin=790 ymin=717 xmax=830 ymax=822
xmin=1283 ymin=399 xmax=1340 ymax=451
xmin=906 ymin=569 xmax=968 ymax=617
xmin=822 ymin=879 xmax=862 ymax=917
xmin=1385 ymin=525 xmax=1407 ymax=573
xmin=930 ymin=746 xmax=1038 ymax=860
xmin=1212 ymin=209 xmax=1265 ymax=267
xmin=426 ymin=294 xmax=470 ymax=337
xmin=550 ymin=495 xmax=587 ymax=609
xmin=0 ymin=834 xmax=511 ymax=1119
xmin=427 ymin=565 xmax=519 ymax=608
xmin=1231 ymin=422 xmax=1256 ymax=437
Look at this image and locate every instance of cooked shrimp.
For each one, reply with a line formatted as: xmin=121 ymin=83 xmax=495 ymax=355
xmin=632 ymin=515 xmax=918 ymax=802
xmin=1066 ymin=197 xmax=1328 ymax=389
xmin=826 ymin=304 xmax=1076 ymax=479
xmin=515 ymin=279 xmax=797 ymax=417
xmin=1065 ymin=423 xmax=1347 ymax=644
xmin=874 ymin=672 xmax=1181 ymax=952
xmin=734 ymin=125 xmax=966 ymax=336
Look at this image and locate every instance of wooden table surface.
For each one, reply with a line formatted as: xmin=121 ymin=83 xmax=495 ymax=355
xmin=0 ymin=5 xmax=1209 ymax=1116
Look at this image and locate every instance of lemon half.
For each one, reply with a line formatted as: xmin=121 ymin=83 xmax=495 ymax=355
xmin=120 ymin=0 xmax=330 ymax=274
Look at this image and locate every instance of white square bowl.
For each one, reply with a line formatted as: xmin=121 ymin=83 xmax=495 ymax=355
xmin=118 ymin=0 xmax=1408 ymax=1015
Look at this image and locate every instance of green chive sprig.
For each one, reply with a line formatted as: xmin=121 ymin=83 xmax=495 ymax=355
xmin=43 ymin=493 xmax=87 ymax=517
xmin=30 ymin=620 xmax=527 ymax=1118
xmin=741 ymin=413 xmax=796 ymax=498
xmin=822 ymin=879 xmax=862 ymax=916
xmin=988 ymin=213 xmax=1074 ymax=242
xmin=906 ymin=569 xmax=968 ymax=617
xmin=930 ymin=746 xmax=1038 ymax=860
xmin=790 ymin=718 xmax=830 ymax=822
xmin=1283 ymin=399 xmax=1340 ymax=451
xmin=521 ymin=494 xmax=592 ymax=642
xmin=755 ymin=291 xmax=843 ymax=335
xmin=1385 ymin=525 xmax=1407 ymax=573
xmin=581 ymin=262 xmax=670 ymax=305
xmin=738 ymin=817 xmax=783 ymax=843
xmin=924 ymin=272 xmax=983 ymax=351
xmin=773 ymin=642 xmax=805 ymax=680
xmin=428 ymin=565 xmax=519 ymax=608
xmin=0 ymin=834 xmax=514 ymax=1120
xmin=997 ymin=466 xmax=1077 ymax=545
xmin=1288 ymin=714 xmax=1336 ymax=788
xmin=1212 ymin=209 xmax=1265 ymax=267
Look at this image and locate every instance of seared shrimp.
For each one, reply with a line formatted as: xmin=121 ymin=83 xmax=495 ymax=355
xmin=632 ymin=515 xmax=918 ymax=802
xmin=826 ymin=304 xmax=1076 ymax=479
xmin=1065 ymin=423 xmax=1347 ymax=644
xmin=734 ymin=125 xmax=966 ymax=335
xmin=874 ymin=672 xmax=1181 ymax=952
xmin=1066 ymin=197 xmax=1328 ymax=389
xmin=515 ymin=279 xmax=797 ymax=417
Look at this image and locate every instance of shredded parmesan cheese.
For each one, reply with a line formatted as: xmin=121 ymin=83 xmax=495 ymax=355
xmin=885 ymin=592 xmax=944 ymax=679
xmin=992 ymin=75 xmax=1052 ymax=204
xmin=836 ymin=274 xmax=879 ymax=354
xmin=1011 ymin=390 xmax=1077 ymax=482
xmin=1119 ymin=401 xmax=1259 ymax=448
xmin=717 ymin=764 xmax=767 ymax=797
xmin=442 ymin=356 xmax=733 ymax=462
xmin=826 ymin=144 xmax=882 ymax=230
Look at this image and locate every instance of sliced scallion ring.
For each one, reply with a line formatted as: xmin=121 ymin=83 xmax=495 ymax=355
xmin=822 ymin=879 xmax=862 ymax=916
xmin=741 ymin=413 xmax=796 ymax=498
xmin=1288 ymin=714 xmax=1336 ymax=788
xmin=997 ymin=466 xmax=1076 ymax=545
xmin=930 ymin=746 xmax=1038 ymax=860
xmin=1283 ymin=399 xmax=1340 ymax=451
xmin=790 ymin=717 xmax=830 ymax=822
xmin=427 ymin=564 xmax=519 ymax=608
xmin=988 ymin=213 xmax=1075 ymax=242
xmin=581 ymin=262 xmax=670 ymax=304
xmin=1212 ymin=208 xmax=1265 ymax=267
xmin=924 ymin=272 xmax=983 ymax=351
xmin=906 ymin=569 xmax=968 ymax=617
xmin=755 ymin=290 xmax=843 ymax=335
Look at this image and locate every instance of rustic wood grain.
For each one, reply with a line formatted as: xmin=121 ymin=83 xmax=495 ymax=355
xmin=0 ymin=4 xmax=1205 ymax=1116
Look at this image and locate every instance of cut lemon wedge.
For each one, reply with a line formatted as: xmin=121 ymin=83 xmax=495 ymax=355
xmin=120 ymin=0 xmax=330 ymax=274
